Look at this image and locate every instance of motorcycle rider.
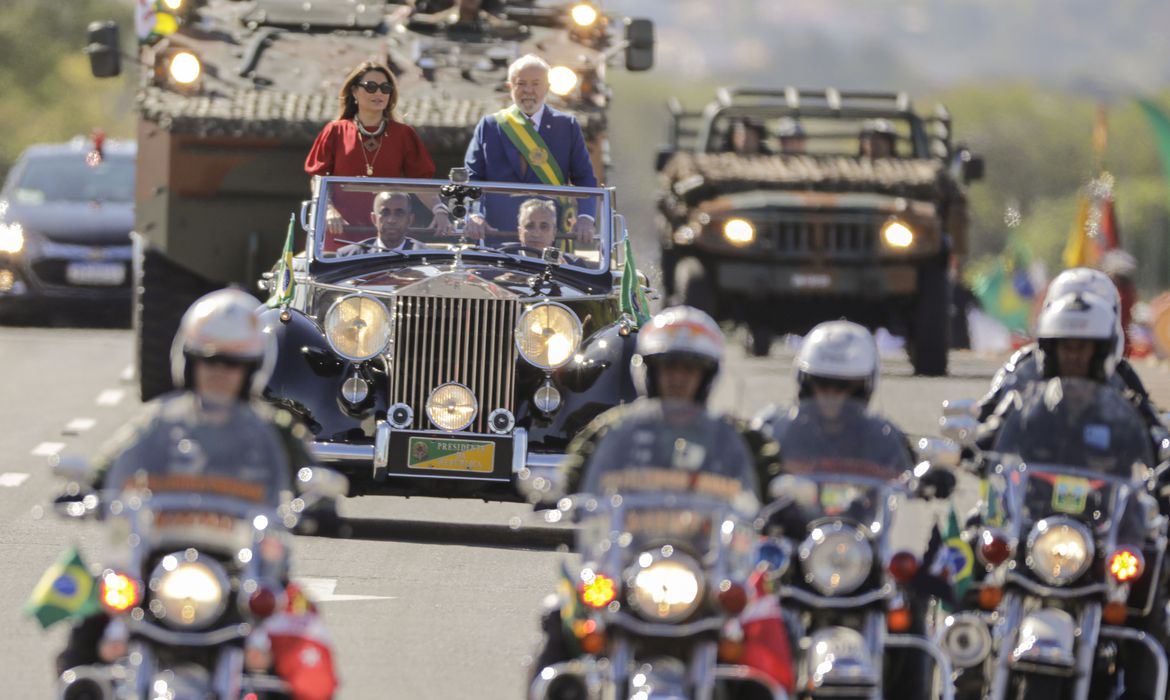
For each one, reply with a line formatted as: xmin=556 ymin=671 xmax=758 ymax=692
xmin=55 ymin=289 xmax=325 ymax=687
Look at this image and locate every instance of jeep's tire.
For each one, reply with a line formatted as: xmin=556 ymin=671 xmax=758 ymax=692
xmin=134 ymin=241 xmax=218 ymax=401
xmin=674 ymin=257 xmax=715 ymax=315
xmin=910 ymin=261 xmax=950 ymax=376
xmin=747 ymin=324 xmax=773 ymax=357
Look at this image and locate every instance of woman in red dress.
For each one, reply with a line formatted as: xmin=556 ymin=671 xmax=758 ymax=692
xmin=306 ymin=61 xmax=447 ymax=238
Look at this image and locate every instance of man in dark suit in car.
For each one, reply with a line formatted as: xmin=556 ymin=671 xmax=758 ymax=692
xmin=337 ymin=190 xmax=419 ymax=255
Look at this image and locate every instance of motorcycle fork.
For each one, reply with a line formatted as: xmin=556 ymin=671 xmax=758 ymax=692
xmin=988 ymin=595 xmax=1101 ymax=700
xmin=689 ymin=640 xmax=718 ymax=700
xmin=863 ymin=610 xmax=885 ymax=700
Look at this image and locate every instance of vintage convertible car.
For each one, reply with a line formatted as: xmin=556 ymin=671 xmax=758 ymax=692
xmin=259 ymin=175 xmax=644 ymax=502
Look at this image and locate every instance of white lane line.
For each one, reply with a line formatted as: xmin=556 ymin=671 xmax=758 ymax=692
xmin=31 ymin=442 xmax=66 ymax=458
xmin=0 ymin=473 xmax=30 ymax=487
xmin=63 ymin=418 xmax=97 ymax=435
xmin=96 ymin=389 xmax=125 ymax=407
xmin=293 ymin=577 xmax=395 ymax=603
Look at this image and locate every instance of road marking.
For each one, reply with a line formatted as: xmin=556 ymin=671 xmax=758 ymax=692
xmin=120 ymin=364 xmax=135 ymax=383
xmin=31 ymin=442 xmax=65 ymax=457
xmin=293 ymin=577 xmax=395 ymax=603
xmin=0 ymin=473 xmax=30 ymax=487
xmin=63 ymin=418 xmax=97 ymax=435
xmin=96 ymin=389 xmax=125 ymax=406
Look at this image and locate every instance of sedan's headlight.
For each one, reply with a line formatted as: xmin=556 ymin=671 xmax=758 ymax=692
xmin=325 ymin=293 xmax=392 ymax=361
xmin=150 ymin=555 xmax=227 ymax=628
xmin=799 ymin=524 xmax=873 ymax=595
xmin=627 ymin=551 xmax=704 ymax=622
xmin=881 ymin=219 xmax=914 ymax=249
xmin=515 ymin=302 xmax=581 ymax=369
xmin=723 ymin=218 xmax=755 ymax=246
xmin=548 ymin=66 xmax=579 ymax=96
xmin=0 ymin=223 xmax=24 ymax=253
xmin=1026 ymin=517 xmax=1093 ymax=586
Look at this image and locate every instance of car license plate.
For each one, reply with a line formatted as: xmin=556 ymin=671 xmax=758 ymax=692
xmin=65 ymin=262 xmax=125 ymax=286
xmin=791 ymin=272 xmax=831 ymax=289
xmin=407 ymin=437 xmax=494 ymax=473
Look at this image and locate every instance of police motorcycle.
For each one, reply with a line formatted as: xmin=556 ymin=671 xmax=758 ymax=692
xmin=50 ymin=454 xmax=348 ymax=700
xmin=755 ymin=398 xmax=956 ymax=700
xmin=949 ymin=378 xmax=1169 ymax=700
xmin=527 ymin=420 xmax=787 ymax=700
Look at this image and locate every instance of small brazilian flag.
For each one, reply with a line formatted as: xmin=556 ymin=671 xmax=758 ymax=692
xmin=266 ymin=214 xmax=296 ymax=308
xmin=24 ymin=546 xmax=100 ymax=629
xmin=557 ymin=561 xmax=586 ymax=656
xmin=619 ymin=238 xmax=651 ymax=328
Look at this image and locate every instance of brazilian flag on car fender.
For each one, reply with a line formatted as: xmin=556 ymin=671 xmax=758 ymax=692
xmin=266 ymin=214 xmax=296 ymax=308
xmin=556 ymin=561 xmax=588 ymax=656
xmin=619 ymin=238 xmax=652 ymax=328
xmin=24 ymin=546 xmax=100 ymax=629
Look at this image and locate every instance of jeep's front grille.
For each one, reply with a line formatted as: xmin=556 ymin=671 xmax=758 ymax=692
xmin=389 ymin=296 xmax=519 ymax=433
xmin=762 ymin=216 xmax=879 ymax=257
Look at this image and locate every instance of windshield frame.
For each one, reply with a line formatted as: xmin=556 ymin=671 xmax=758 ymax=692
xmin=307 ymin=176 xmax=614 ymax=274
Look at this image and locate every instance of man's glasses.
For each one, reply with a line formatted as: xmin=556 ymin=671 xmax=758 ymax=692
xmin=356 ymin=81 xmax=393 ymax=95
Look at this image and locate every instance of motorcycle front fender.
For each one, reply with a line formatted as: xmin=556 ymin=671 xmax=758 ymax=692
xmin=804 ymin=626 xmax=880 ymax=691
xmin=1009 ymin=608 xmax=1077 ymax=670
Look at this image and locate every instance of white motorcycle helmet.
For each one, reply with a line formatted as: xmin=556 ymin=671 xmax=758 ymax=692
xmin=633 ymin=305 xmax=725 ymax=401
xmin=795 ymin=320 xmax=879 ymax=402
xmin=1034 ymin=291 xmax=1119 ymax=381
xmin=170 ymin=288 xmax=275 ymax=398
xmin=1044 ymin=267 xmax=1124 ymax=359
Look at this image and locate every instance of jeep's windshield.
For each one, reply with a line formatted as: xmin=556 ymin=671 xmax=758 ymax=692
xmin=7 ymin=152 xmax=135 ymax=204
xmin=705 ymin=111 xmax=926 ymax=159
xmin=313 ymin=178 xmax=609 ymax=271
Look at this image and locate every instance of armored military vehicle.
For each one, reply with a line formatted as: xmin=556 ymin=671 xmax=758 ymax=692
xmin=655 ymin=88 xmax=983 ymax=375
xmin=85 ymin=0 xmax=653 ymax=399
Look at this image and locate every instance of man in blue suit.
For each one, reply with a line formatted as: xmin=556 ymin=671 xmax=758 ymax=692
xmin=463 ymin=54 xmax=598 ymax=243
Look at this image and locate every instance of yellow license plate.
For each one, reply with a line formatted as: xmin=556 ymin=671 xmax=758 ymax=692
xmin=407 ymin=437 xmax=495 ymax=473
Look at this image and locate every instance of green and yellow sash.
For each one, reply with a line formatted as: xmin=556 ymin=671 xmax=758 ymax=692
xmin=494 ymin=105 xmax=578 ymax=247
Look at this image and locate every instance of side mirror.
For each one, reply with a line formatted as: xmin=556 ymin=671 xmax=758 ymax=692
xmin=942 ymin=398 xmax=977 ymax=418
xmin=624 ymin=18 xmax=654 ymax=72
xmin=85 ymin=21 xmax=122 ymax=79
xmin=655 ymin=147 xmax=675 ymax=172
xmin=940 ymin=415 xmax=980 ymax=448
xmin=296 ymin=467 xmax=349 ymax=501
xmin=49 ymin=454 xmax=91 ymax=483
xmin=916 ymin=437 xmax=961 ymax=469
xmin=960 ymin=150 xmax=984 ymax=184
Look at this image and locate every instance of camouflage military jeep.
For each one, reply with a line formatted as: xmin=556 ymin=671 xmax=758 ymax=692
xmin=655 ymin=88 xmax=983 ymax=375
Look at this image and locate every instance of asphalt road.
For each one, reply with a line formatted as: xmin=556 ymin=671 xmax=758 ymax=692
xmin=3 ymin=322 xmax=1170 ymax=697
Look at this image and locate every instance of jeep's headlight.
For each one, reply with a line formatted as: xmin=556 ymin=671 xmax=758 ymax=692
xmin=548 ymin=66 xmax=579 ymax=97
xmin=515 ymin=302 xmax=581 ymax=369
xmin=799 ymin=524 xmax=872 ymax=595
xmin=168 ymin=51 xmax=202 ymax=85
xmin=0 ymin=223 xmax=24 ymax=253
xmin=1027 ymin=518 xmax=1093 ymax=586
xmin=570 ymin=3 xmax=599 ymax=27
xmin=627 ymin=551 xmax=704 ymax=623
xmin=723 ymin=218 xmax=755 ymax=246
xmin=151 ymin=556 xmax=227 ymax=629
xmin=325 ymin=293 xmax=392 ymax=361
xmin=881 ymin=219 xmax=914 ymax=249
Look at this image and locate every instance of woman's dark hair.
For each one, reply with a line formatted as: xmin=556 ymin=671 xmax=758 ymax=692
xmin=337 ymin=61 xmax=400 ymax=122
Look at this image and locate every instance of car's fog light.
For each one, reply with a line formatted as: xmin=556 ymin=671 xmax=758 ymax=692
xmin=341 ymin=376 xmax=368 ymax=405
xmin=426 ymin=383 xmax=477 ymax=432
xmin=388 ymin=403 xmax=413 ymax=429
xmin=534 ymin=382 xmax=561 ymax=413
xmin=488 ymin=408 xmax=515 ymax=434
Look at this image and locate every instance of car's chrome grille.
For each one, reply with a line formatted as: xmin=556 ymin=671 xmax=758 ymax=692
xmin=390 ymin=296 xmax=519 ymax=433
xmin=761 ymin=216 xmax=879 ymax=257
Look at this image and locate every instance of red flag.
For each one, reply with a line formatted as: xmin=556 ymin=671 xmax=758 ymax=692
xmin=738 ymin=570 xmax=795 ymax=692
xmin=263 ymin=583 xmax=339 ymax=700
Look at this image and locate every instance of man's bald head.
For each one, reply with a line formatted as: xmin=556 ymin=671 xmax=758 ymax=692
xmin=370 ymin=191 xmax=414 ymax=247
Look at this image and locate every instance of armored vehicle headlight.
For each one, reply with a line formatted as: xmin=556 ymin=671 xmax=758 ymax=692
xmin=571 ymin=3 xmax=600 ymax=27
xmin=151 ymin=556 xmax=228 ymax=629
xmin=723 ymin=218 xmax=755 ymax=246
xmin=0 ymin=223 xmax=24 ymax=253
xmin=1026 ymin=517 xmax=1093 ymax=586
xmin=426 ymin=382 xmax=478 ymax=432
xmin=549 ymin=66 xmax=579 ymax=97
xmin=627 ymin=551 xmax=704 ymax=623
xmin=799 ymin=524 xmax=872 ymax=596
xmin=168 ymin=51 xmax=202 ymax=85
xmin=162 ymin=0 xmax=184 ymax=10
xmin=325 ymin=294 xmax=392 ymax=361
xmin=881 ymin=220 xmax=914 ymax=249
xmin=515 ymin=302 xmax=582 ymax=370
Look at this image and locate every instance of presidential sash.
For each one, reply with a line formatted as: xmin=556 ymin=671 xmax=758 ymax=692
xmin=494 ymin=105 xmax=578 ymax=248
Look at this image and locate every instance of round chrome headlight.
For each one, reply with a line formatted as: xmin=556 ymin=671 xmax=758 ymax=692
xmin=325 ymin=293 xmax=392 ymax=361
xmin=627 ymin=550 xmax=704 ymax=623
xmin=514 ymin=302 xmax=581 ymax=369
xmin=1026 ymin=517 xmax=1093 ymax=586
xmin=799 ymin=523 xmax=873 ymax=595
xmin=149 ymin=554 xmax=228 ymax=629
xmin=426 ymin=382 xmax=477 ymax=432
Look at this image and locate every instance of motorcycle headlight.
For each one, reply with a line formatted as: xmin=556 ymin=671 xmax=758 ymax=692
xmin=799 ymin=524 xmax=873 ymax=595
xmin=0 ymin=223 xmax=24 ymax=253
xmin=1026 ymin=517 xmax=1093 ymax=586
xmin=548 ymin=66 xmax=579 ymax=96
xmin=325 ymin=293 xmax=392 ymax=361
xmin=627 ymin=550 xmax=704 ymax=623
xmin=514 ymin=302 xmax=581 ymax=369
xmin=150 ymin=554 xmax=228 ymax=629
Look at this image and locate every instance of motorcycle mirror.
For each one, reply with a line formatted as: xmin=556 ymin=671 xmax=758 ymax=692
xmin=296 ymin=467 xmax=349 ymax=500
xmin=49 ymin=454 xmax=90 ymax=482
xmin=940 ymin=415 xmax=979 ymax=448
xmin=941 ymin=398 xmax=977 ymax=418
xmin=916 ymin=437 xmax=961 ymax=469
xmin=52 ymin=491 xmax=99 ymax=520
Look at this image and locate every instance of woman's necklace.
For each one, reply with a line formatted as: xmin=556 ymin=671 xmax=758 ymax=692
xmin=355 ymin=117 xmax=387 ymax=176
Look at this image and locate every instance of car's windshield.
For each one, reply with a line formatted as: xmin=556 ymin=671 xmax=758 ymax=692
xmin=315 ymin=178 xmax=609 ymax=271
xmin=9 ymin=152 xmax=135 ymax=204
xmin=706 ymin=112 xmax=922 ymax=158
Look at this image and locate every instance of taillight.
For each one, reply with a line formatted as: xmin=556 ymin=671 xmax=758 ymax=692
xmin=248 ymin=587 xmax=278 ymax=619
xmin=1109 ymin=548 xmax=1144 ymax=583
xmin=887 ymin=606 xmax=912 ymax=632
xmin=716 ymin=580 xmax=747 ymax=615
xmin=579 ymin=572 xmax=616 ymax=609
xmin=979 ymin=530 xmax=1012 ymax=566
xmin=100 ymin=571 xmax=141 ymax=613
xmin=888 ymin=551 xmax=919 ymax=584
